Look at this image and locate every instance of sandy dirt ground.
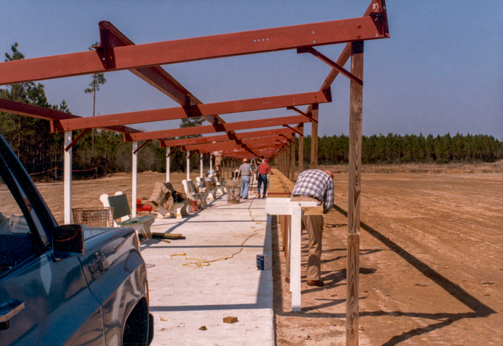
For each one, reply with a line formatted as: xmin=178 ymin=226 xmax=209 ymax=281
xmin=3 ymin=163 xmax=501 ymax=345
xmin=274 ymin=170 xmax=503 ymax=345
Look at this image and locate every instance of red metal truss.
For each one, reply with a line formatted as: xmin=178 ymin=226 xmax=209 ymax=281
xmin=0 ymin=98 xmax=139 ymax=134
xmin=0 ymin=1 xmax=388 ymax=86
xmin=125 ymin=115 xmax=309 ymax=142
xmin=54 ymin=91 xmax=329 ymax=132
xmin=160 ymin=126 xmax=298 ymax=148
xmin=181 ymin=136 xmax=286 ymax=153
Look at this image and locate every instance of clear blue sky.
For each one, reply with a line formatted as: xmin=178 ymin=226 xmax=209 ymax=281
xmin=1 ymin=0 xmax=502 ymax=139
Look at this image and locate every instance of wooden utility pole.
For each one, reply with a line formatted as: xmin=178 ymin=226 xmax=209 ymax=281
xmin=346 ymin=40 xmax=364 ymax=346
xmin=298 ymin=123 xmax=304 ymax=174
xmin=310 ymin=104 xmax=319 ymax=169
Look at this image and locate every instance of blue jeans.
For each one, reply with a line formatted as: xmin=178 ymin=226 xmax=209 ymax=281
xmin=257 ymin=174 xmax=268 ymax=196
xmin=240 ymin=176 xmax=251 ymax=198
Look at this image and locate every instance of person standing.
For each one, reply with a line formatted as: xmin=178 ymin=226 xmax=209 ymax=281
xmin=257 ymin=158 xmax=272 ymax=198
xmin=286 ymin=169 xmax=334 ymax=287
xmin=237 ymin=158 xmax=253 ymax=199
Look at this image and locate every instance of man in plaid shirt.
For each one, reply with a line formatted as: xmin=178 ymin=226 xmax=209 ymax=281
xmin=286 ymin=169 xmax=334 ymax=287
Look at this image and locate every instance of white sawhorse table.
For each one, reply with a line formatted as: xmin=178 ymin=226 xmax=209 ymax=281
xmin=266 ymin=198 xmax=323 ymax=312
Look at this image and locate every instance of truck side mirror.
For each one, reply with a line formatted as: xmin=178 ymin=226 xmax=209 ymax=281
xmin=52 ymin=224 xmax=85 ymax=259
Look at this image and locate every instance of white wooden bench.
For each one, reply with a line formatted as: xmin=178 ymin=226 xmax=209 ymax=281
xmin=99 ymin=191 xmax=156 ymax=240
xmin=182 ymin=179 xmax=208 ymax=209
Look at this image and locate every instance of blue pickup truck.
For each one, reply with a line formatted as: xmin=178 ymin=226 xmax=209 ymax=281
xmin=0 ymin=133 xmax=153 ymax=345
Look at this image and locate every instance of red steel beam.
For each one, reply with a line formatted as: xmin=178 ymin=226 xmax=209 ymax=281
xmin=287 ymin=106 xmax=318 ymax=123
xmin=160 ymin=126 xmax=298 ymax=148
xmin=304 ymin=0 xmax=388 ymax=116
xmin=182 ymin=136 xmax=284 ymax=152
xmin=0 ymin=11 xmax=387 ymax=86
xmin=54 ymin=91 xmax=328 ymax=132
xmin=297 ymin=46 xmax=363 ymax=85
xmin=99 ymin=21 xmax=223 ymax=127
xmin=98 ymin=21 xmax=189 ymax=106
xmin=0 ymin=98 xmax=140 ymax=134
xmin=125 ymin=115 xmax=309 ymax=142
xmin=283 ymin=124 xmax=304 ymax=137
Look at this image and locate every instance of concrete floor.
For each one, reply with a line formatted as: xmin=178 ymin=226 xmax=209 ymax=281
xmin=140 ymin=190 xmax=274 ymax=346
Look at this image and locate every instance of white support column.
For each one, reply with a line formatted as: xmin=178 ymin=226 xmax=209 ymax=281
xmin=210 ymin=154 xmax=213 ymax=173
xmin=132 ymin=142 xmax=138 ymax=218
xmin=200 ymin=153 xmax=204 ymax=178
xmin=166 ymin=147 xmax=171 ymax=182
xmin=187 ymin=151 xmax=190 ymax=180
xmin=64 ymin=131 xmax=72 ymax=224
xmin=290 ymin=205 xmax=302 ymax=312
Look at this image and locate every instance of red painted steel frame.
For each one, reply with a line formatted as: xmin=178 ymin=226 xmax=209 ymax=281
xmin=181 ymin=136 xmax=285 ymax=153
xmin=54 ymin=91 xmax=329 ymax=132
xmin=0 ymin=3 xmax=388 ymax=85
xmin=125 ymin=115 xmax=309 ymax=142
xmin=161 ymin=127 xmax=299 ymax=148
xmin=0 ymin=98 xmax=139 ymax=134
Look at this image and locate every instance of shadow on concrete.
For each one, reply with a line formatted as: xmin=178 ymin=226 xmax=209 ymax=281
xmin=148 ymin=197 xmax=274 ymax=316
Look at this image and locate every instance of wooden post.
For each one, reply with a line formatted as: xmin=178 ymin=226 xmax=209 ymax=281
xmin=299 ymin=124 xmax=304 ymax=173
xmin=310 ymin=104 xmax=319 ymax=169
xmin=290 ymin=135 xmax=296 ymax=181
xmin=346 ymin=40 xmax=364 ymax=346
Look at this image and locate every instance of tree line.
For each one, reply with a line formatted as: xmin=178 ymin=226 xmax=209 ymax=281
xmin=300 ymin=133 xmax=502 ymax=166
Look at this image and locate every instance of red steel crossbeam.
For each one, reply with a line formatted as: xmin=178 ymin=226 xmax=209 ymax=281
xmin=0 ymin=98 xmax=139 ymax=134
xmin=99 ymin=21 xmax=224 ymax=128
xmin=98 ymin=21 xmax=189 ymax=106
xmin=287 ymin=106 xmax=318 ymax=123
xmin=53 ymin=91 xmax=328 ymax=132
xmin=297 ymin=46 xmax=363 ymax=85
xmin=283 ymin=124 xmax=304 ymax=137
xmin=160 ymin=127 xmax=298 ymax=148
xmin=125 ymin=115 xmax=309 ymax=142
xmin=0 ymin=4 xmax=388 ymax=86
xmin=280 ymin=134 xmax=296 ymax=144
xmin=181 ymin=136 xmax=285 ymax=153
xmin=303 ymin=0 xmax=388 ymax=116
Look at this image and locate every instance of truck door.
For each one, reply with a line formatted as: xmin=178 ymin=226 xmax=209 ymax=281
xmin=0 ymin=136 xmax=104 ymax=346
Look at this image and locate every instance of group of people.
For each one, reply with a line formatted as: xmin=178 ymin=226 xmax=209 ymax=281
xmin=237 ymin=157 xmax=272 ymax=199
xmin=236 ymin=156 xmax=334 ymax=288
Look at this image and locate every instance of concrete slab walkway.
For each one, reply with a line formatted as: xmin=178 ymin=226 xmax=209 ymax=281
xmin=140 ymin=192 xmax=274 ymax=346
